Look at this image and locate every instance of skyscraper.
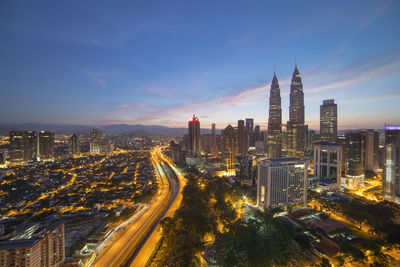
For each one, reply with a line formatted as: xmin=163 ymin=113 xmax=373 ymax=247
xmin=70 ymin=134 xmax=79 ymax=155
xmin=320 ymin=99 xmax=337 ymax=143
xmin=257 ymin=158 xmax=307 ymax=209
xmin=237 ymin=120 xmax=248 ymax=155
xmin=188 ymin=114 xmax=201 ymax=155
xmin=9 ymin=131 xmax=24 ymax=162
xmin=23 ymin=131 xmax=38 ymax=162
xmin=287 ymin=65 xmax=305 ymax=159
xmin=313 ymin=142 xmax=342 ymax=188
xmin=90 ymin=129 xmax=102 ymax=154
xmin=211 ymin=123 xmax=218 ymax=157
xmin=383 ymin=124 xmax=400 ymax=202
xmin=222 ymin=124 xmax=238 ymax=174
xmin=254 ymin=125 xmax=261 ymax=142
xmin=267 ymin=72 xmax=282 ymax=158
xmin=345 ymin=132 xmax=365 ymax=177
xmin=39 ymin=131 xmax=54 ymax=160
xmin=246 ymin=118 xmax=254 ymax=146
xmin=362 ymin=129 xmax=379 ymax=173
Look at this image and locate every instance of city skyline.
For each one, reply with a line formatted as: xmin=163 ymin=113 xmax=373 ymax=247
xmin=1 ymin=1 xmax=400 ymax=130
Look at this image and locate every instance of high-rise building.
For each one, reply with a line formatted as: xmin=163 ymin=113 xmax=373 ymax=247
xmin=9 ymin=131 xmax=24 ymax=162
xmin=70 ymin=134 xmax=79 ymax=155
xmin=0 ymin=222 xmax=65 ymax=267
xmin=235 ymin=155 xmax=253 ymax=185
xmin=246 ymin=118 xmax=254 ymax=146
xmin=222 ymin=125 xmax=238 ymax=174
xmin=313 ymin=142 xmax=342 ymax=188
xmin=188 ymin=114 xmax=201 ymax=155
xmin=267 ymin=72 xmax=282 ymax=158
xmin=237 ymin=120 xmax=248 ymax=155
xmin=90 ymin=129 xmax=102 ymax=154
xmin=362 ymin=129 xmax=379 ymax=173
xmin=254 ymin=125 xmax=261 ymax=142
xmin=320 ymin=99 xmax=338 ymax=143
xmin=383 ymin=124 xmax=400 ymax=202
xmin=257 ymin=158 xmax=307 ymax=209
xmin=23 ymin=131 xmax=38 ymax=162
xmin=211 ymin=123 xmax=218 ymax=157
xmin=345 ymin=132 xmax=365 ymax=177
xmin=39 ymin=131 xmax=54 ymax=160
xmin=287 ymin=65 xmax=305 ymax=159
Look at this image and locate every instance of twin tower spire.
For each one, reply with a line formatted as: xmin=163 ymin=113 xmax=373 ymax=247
xmin=267 ymin=65 xmax=305 ymax=159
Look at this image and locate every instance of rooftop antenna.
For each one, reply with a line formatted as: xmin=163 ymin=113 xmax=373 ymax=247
xmin=295 ymin=56 xmax=297 ymax=68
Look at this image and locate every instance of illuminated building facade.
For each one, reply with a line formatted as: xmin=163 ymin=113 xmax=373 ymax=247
xmin=211 ymin=123 xmax=218 ymax=157
xmin=9 ymin=131 xmax=24 ymax=162
xmin=257 ymin=158 xmax=307 ymax=208
xmin=0 ymin=222 xmax=65 ymax=267
xmin=320 ymin=99 xmax=337 ymax=143
xmin=383 ymin=124 xmax=400 ymax=202
xmin=246 ymin=118 xmax=254 ymax=146
xmin=222 ymin=124 xmax=238 ymax=174
xmin=237 ymin=120 xmax=248 ymax=155
xmin=188 ymin=114 xmax=201 ymax=155
xmin=90 ymin=129 xmax=102 ymax=153
xmin=23 ymin=131 xmax=38 ymax=162
xmin=362 ymin=129 xmax=379 ymax=172
xmin=287 ymin=65 xmax=305 ymax=159
xmin=267 ymin=72 xmax=282 ymax=158
xmin=313 ymin=142 xmax=342 ymax=188
xmin=235 ymin=155 xmax=253 ymax=185
xmin=39 ymin=131 xmax=54 ymax=160
xmin=345 ymin=131 xmax=365 ymax=177
xmin=70 ymin=134 xmax=79 ymax=155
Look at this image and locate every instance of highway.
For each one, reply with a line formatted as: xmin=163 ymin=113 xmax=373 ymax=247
xmin=91 ymin=146 xmax=184 ymax=267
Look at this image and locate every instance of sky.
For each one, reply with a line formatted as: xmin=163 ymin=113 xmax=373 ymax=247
xmin=1 ymin=1 xmax=400 ymax=130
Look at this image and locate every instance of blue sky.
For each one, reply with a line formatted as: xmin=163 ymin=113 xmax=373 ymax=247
xmin=1 ymin=1 xmax=399 ymax=130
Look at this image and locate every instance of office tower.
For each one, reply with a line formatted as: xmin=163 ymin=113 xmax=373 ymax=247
xmin=70 ymin=134 xmax=79 ymax=155
xmin=267 ymin=72 xmax=282 ymax=158
xmin=188 ymin=114 xmax=201 ymax=155
xmin=257 ymin=158 xmax=307 ymax=208
xmin=345 ymin=132 xmax=365 ymax=177
xmin=0 ymin=222 xmax=65 ymax=267
xmin=254 ymin=125 xmax=261 ymax=142
xmin=39 ymin=131 xmax=54 ymax=160
xmin=23 ymin=131 xmax=38 ymax=162
xmin=237 ymin=120 xmax=248 ymax=155
xmin=0 ymin=150 xmax=5 ymax=165
xmin=307 ymin=130 xmax=316 ymax=151
xmin=320 ymin=99 xmax=338 ymax=142
xmin=9 ymin=131 xmax=24 ymax=162
xmin=222 ymin=125 xmax=239 ymax=173
xmin=287 ymin=65 xmax=305 ymax=159
xmin=211 ymin=123 xmax=218 ymax=157
xmin=246 ymin=118 xmax=254 ymax=146
xmin=313 ymin=142 xmax=342 ymax=188
xmin=383 ymin=124 xmax=400 ymax=202
xmin=362 ymin=129 xmax=379 ymax=172
xmin=337 ymin=135 xmax=348 ymax=177
xmin=90 ymin=129 xmax=102 ymax=154
xmin=235 ymin=155 xmax=253 ymax=185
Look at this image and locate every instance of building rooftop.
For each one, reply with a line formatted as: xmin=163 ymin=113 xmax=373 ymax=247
xmin=0 ymin=239 xmax=40 ymax=250
xmin=314 ymin=141 xmax=340 ymax=146
xmin=312 ymin=219 xmax=347 ymax=235
xmin=266 ymin=157 xmax=301 ymax=163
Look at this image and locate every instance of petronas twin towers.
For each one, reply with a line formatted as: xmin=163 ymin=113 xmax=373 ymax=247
xmin=267 ymin=65 xmax=305 ymax=159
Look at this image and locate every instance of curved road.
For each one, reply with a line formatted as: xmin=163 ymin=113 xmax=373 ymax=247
xmin=92 ymin=147 xmax=184 ymax=267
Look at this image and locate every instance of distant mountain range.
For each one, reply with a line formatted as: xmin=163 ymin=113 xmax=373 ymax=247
xmin=0 ymin=123 xmax=216 ymax=136
xmin=0 ymin=123 xmax=384 ymax=136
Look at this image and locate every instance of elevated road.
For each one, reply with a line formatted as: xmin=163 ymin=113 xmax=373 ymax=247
xmin=92 ymin=146 xmax=184 ymax=267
